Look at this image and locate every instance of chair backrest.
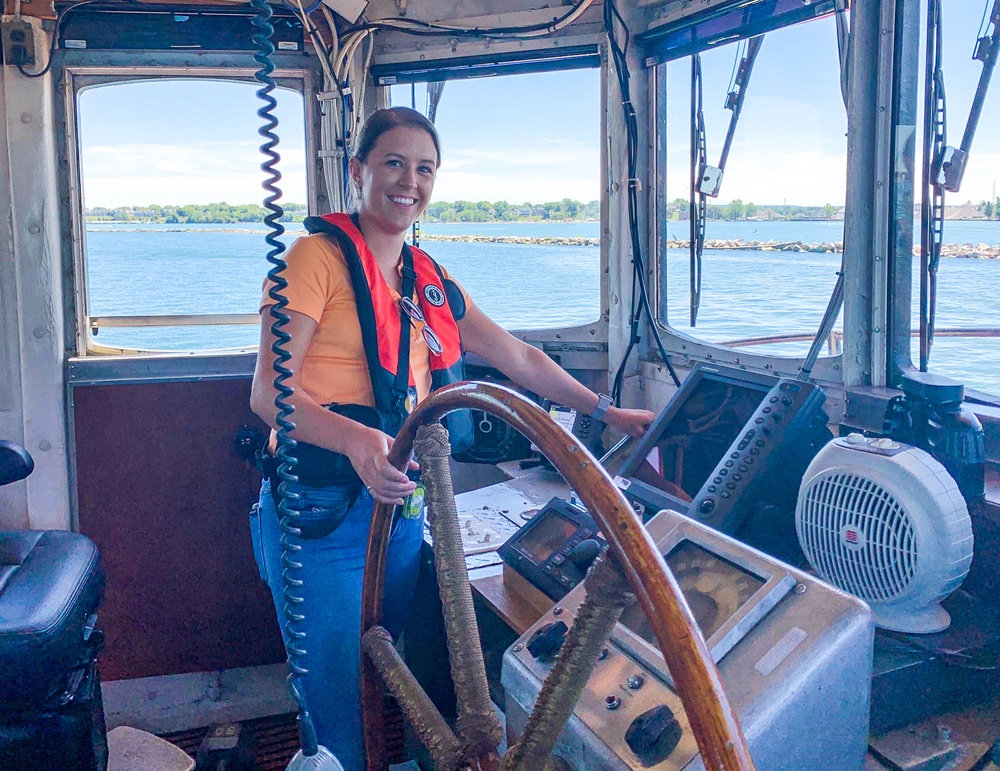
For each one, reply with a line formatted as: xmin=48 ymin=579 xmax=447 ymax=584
xmin=0 ymin=441 xmax=34 ymax=487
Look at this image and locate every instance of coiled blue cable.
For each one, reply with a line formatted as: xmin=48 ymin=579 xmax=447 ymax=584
xmin=251 ymin=0 xmax=321 ymax=757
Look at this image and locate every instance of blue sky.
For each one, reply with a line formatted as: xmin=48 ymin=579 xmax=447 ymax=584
xmin=79 ymin=7 xmax=999 ymax=209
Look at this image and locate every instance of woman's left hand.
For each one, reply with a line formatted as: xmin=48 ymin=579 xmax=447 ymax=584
xmin=604 ymin=406 xmax=656 ymax=438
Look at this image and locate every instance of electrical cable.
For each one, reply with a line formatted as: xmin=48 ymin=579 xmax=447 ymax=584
xmin=604 ymin=0 xmax=681 ymax=399
xmin=345 ymin=0 xmax=596 ymax=40
xmin=336 ymin=29 xmax=372 ymax=80
xmin=14 ymin=0 xmax=97 ymax=79
xmin=878 ymin=629 xmax=1000 ymax=671
xmin=251 ymin=0 xmax=332 ymax=763
xmin=282 ymin=0 xmax=323 ymax=15
xmin=293 ymin=0 xmax=339 ymax=88
xmin=319 ymin=6 xmax=339 ymax=53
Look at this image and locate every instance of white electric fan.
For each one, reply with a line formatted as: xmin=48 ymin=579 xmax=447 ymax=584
xmin=796 ymin=435 xmax=974 ymax=633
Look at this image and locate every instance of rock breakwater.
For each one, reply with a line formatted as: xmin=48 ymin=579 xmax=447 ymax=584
xmin=662 ymin=238 xmax=1000 ymax=259
xmin=420 ymin=233 xmax=1000 ymax=258
xmin=84 ymin=228 xmax=1000 ymax=258
xmin=420 ymin=234 xmax=599 ymax=246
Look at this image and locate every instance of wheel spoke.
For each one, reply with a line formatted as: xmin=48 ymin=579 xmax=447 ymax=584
xmin=416 ymin=423 xmax=504 ymax=759
xmin=502 ymin=552 xmax=635 ymax=771
xmin=361 ymin=625 xmax=464 ymax=769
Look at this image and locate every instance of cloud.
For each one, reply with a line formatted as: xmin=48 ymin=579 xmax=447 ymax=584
xmin=81 ymin=141 xmax=308 ymax=207
xmin=433 ymin=139 xmax=601 ymax=202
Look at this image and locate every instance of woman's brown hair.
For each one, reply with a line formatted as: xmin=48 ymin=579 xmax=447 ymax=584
xmin=354 ymin=106 xmax=441 ymax=165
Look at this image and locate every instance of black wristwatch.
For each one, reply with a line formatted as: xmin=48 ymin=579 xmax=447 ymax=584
xmin=590 ymin=393 xmax=612 ymax=421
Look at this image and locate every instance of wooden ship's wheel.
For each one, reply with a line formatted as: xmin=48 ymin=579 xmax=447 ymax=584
xmin=360 ymin=382 xmax=754 ymax=771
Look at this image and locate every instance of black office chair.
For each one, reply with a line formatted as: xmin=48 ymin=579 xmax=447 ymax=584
xmin=0 ymin=440 xmax=108 ymax=770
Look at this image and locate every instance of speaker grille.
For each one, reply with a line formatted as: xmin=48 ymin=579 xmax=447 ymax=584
xmin=798 ymin=472 xmax=916 ymax=602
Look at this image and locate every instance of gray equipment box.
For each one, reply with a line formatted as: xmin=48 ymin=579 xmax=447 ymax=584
xmin=502 ymin=507 xmax=874 ymax=770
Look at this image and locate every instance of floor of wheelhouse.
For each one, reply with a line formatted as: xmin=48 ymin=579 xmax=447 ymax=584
xmin=159 ymin=713 xmax=299 ymax=770
xmin=158 ymin=698 xmax=409 ymax=769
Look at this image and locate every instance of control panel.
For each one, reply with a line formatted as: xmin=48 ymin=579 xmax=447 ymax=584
xmin=498 ymin=497 xmax=604 ymax=601
xmin=502 ymin=507 xmax=874 ymax=771
xmin=687 ymin=377 xmax=830 ymax=561
xmin=615 ymin=363 xmax=778 ymax=522
xmin=428 ymin=482 xmax=533 ymax=557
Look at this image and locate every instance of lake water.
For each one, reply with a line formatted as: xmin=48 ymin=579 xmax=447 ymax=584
xmin=85 ymin=219 xmax=1000 ymax=395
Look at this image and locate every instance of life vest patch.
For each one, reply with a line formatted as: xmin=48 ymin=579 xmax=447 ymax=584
xmin=423 ymin=284 xmax=446 ymax=307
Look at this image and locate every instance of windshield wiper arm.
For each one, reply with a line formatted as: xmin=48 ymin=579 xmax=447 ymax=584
xmin=938 ymin=0 xmax=1000 ymax=192
xmin=688 ymin=37 xmax=763 ymax=326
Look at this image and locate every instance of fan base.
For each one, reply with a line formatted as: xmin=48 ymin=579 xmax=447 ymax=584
xmin=874 ymin=603 xmax=951 ymax=635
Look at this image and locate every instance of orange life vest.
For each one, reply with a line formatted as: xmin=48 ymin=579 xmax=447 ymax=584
xmin=304 ymin=213 xmax=472 ymax=449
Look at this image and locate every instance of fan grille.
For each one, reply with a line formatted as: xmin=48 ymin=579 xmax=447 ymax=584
xmin=798 ymin=472 xmax=916 ymax=602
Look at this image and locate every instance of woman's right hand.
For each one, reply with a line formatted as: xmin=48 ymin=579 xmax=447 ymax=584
xmin=347 ymin=426 xmax=417 ymax=505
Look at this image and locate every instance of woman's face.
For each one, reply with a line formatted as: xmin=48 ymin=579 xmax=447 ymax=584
xmin=352 ymin=126 xmax=438 ymax=236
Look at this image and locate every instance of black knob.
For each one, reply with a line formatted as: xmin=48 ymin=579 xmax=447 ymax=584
xmin=698 ymin=497 xmax=716 ymax=516
xmin=568 ymin=539 xmax=602 ymax=573
xmin=625 ymin=704 xmax=683 ymax=766
xmin=232 ymin=425 xmax=263 ymax=461
xmin=526 ymin=620 xmax=568 ymax=660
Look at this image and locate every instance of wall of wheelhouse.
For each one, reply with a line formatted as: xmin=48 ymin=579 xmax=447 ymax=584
xmin=0 ymin=17 xmax=72 ymax=531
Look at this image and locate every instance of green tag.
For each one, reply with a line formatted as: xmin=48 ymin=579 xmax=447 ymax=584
xmin=403 ymin=482 xmax=425 ymax=519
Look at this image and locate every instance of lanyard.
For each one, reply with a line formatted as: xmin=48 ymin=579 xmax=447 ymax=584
xmin=392 ymin=245 xmax=417 ymax=419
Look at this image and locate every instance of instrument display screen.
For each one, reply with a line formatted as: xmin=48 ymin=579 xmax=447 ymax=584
xmin=517 ymin=510 xmax=578 ymax=565
xmin=620 ymin=540 xmax=765 ymax=643
xmin=630 ymin=377 xmax=768 ymax=500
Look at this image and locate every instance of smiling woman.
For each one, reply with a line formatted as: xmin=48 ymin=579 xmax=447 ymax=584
xmin=74 ymin=78 xmax=308 ymax=353
xmin=248 ymin=104 xmax=654 ymax=770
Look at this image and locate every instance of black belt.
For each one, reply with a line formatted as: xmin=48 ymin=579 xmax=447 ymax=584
xmin=256 ymin=446 xmax=359 ymax=490
xmin=257 ymin=403 xmax=381 ymax=489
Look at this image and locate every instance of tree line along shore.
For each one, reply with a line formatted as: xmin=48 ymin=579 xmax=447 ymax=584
xmin=84 ymin=197 xmax=1000 ymax=225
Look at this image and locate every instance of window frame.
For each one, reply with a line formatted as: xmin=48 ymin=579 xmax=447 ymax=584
xmin=60 ymin=56 xmax=321 ymax=358
xmin=648 ymin=59 xmax=845 ymax=388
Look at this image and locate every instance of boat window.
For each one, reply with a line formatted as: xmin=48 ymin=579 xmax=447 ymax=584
xmin=911 ymin=3 xmax=1000 ymax=398
xmin=655 ymin=15 xmax=848 ymax=360
xmin=389 ymin=67 xmax=602 ymax=330
xmin=73 ymin=78 xmax=307 ymax=354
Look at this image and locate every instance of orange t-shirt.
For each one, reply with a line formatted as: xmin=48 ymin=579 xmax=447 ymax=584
xmin=259 ymin=233 xmax=472 ymax=408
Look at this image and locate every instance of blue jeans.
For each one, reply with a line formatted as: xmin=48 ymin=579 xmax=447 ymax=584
xmin=250 ymin=478 xmax=425 ymax=771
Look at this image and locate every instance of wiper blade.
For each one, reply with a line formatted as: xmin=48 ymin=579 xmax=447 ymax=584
xmin=690 ymin=53 xmax=706 ymax=326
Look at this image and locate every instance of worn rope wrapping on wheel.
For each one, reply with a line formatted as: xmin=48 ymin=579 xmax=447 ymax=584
xmin=501 ymin=552 xmax=636 ymax=771
xmin=415 ymin=422 xmax=505 ymax=758
xmin=361 ymin=625 xmax=465 ymax=769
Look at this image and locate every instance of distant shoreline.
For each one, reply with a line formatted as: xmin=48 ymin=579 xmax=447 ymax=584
xmin=85 ymin=216 xmax=998 ymax=226
xmin=82 ymin=226 xmax=1000 ymax=257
